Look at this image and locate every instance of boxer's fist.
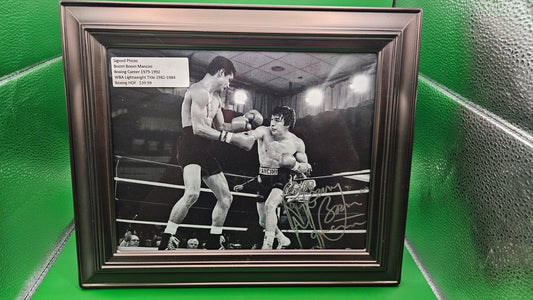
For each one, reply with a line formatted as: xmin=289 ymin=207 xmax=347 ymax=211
xmin=231 ymin=116 xmax=252 ymax=132
xmin=293 ymin=162 xmax=312 ymax=174
xmin=280 ymin=154 xmax=312 ymax=174
xmin=280 ymin=153 xmax=297 ymax=168
xmin=244 ymin=110 xmax=264 ymax=128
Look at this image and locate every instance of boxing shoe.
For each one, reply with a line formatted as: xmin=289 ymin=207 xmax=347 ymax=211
xmin=261 ymin=232 xmax=275 ymax=250
xmin=276 ymin=235 xmax=291 ymax=249
xmin=167 ymin=235 xmax=180 ymax=250
xmin=275 ymin=231 xmax=291 ymax=249
xmin=261 ymin=242 xmax=273 ymax=250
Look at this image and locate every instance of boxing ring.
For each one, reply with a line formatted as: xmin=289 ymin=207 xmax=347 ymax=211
xmin=114 ymin=154 xmax=370 ymax=250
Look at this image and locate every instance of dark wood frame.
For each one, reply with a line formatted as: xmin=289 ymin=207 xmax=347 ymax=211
xmin=60 ymin=1 xmax=421 ymax=287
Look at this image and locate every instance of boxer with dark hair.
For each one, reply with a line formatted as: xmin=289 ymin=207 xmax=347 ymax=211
xmin=248 ymin=106 xmax=312 ymax=249
xmin=159 ymin=56 xmax=259 ymax=250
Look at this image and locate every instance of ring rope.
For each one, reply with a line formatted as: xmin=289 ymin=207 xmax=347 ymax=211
xmin=280 ymin=229 xmax=366 ymax=234
xmin=224 ymin=173 xmax=255 ymax=179
xmin=117 ymin=218 xmax=366 ymax=234
xmin=285 ymin=188 xmax=369 ymax=199
xmin=292 ymin=169 xmax=370 ymax=181
xmin=114 ymin=155 xmax=183 ymax=169
xmin=114 ymin=155 xmax=254 ymax=179
xmin=115 ymin=177 xmax=368 ymax=199
xmin=114 ymin=177 xmax=262 ymax=198
xmin=117 ymin=218 xmax=248 ymax=231
xmin=114 ymin=155 xmax=369 ymax=181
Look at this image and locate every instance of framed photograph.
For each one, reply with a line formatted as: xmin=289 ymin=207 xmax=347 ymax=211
xmin=60 ymin=1 xmax=422 ymax=287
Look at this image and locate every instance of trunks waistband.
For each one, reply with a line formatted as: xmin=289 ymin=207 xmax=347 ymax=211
xmin=259 ymin=167 xmax=279 ymax=175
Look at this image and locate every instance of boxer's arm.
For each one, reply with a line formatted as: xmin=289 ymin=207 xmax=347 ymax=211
xmin=294 ymin=139 xmax=309 ymax=164
xmin=219 ymin=131 xmax=256 ymax=151
xmin=248 ymin=126 xmax=266 ymax=140
xmin=212 ymin=108 xmax=225 ymax=131
xmin=285 ymin=139 xmax=312 ymax=174
xmin=190 ymin=90 xmax=223 ymax=140
xmin=218 ymin=125 xmax=265 ymax=151
xmin=295 ymin=139 xmax=312 ymax=172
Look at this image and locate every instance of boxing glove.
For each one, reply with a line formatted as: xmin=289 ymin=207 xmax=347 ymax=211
xmin=244 ymin=110 xmax=264 ymax=128
xmin=230 ymin=116 xmax=252 ymax=132
xmin=293 ymin=162 xmax=312 ymax=174
xmin=280 ymin=153 xmax=297 ymax=168
xmin=280 ymin=154 xmax=312 ymax=174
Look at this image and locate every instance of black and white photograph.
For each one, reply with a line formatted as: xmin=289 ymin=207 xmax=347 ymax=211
xmin=110 ymin=49 xmax=377 ymax=251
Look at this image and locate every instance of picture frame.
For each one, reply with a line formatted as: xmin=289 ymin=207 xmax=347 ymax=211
xmin=60 ymin=1 xmax=422 ymax=287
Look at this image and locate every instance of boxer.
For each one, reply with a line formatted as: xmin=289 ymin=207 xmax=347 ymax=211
xmin=159 ymin=56 xmax=259 ymax=250
xmin=247 ymin=106 xmax=312 ymax=249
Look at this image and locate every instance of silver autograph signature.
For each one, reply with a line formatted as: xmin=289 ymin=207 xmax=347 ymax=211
xmin=282 ymin=182 xmax=366 ymax=248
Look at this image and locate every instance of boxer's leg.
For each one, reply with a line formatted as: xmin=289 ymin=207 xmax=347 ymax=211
xmin=203 ymin=172 xmax=233 ymax=249
xmin=159 ymin=164 xmax=201 ymax=250
xmin=262 ymin=188 xmax=284 ymax=249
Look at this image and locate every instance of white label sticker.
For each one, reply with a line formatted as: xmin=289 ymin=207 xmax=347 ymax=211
xmin=111 ymin=57 xmax=190 ymax=87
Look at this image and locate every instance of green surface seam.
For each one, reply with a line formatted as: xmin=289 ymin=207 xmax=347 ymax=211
xmin=405 ymin=238 xmax=443 ymax=299
xmin=0 ymin=56 xmax=63 ymax=86
xmin=18 ymin=220 xmax=75 ymax=300
xmin=418 ymin=74 xmax=533 ymax=148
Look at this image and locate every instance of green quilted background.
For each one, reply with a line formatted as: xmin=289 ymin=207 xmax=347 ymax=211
xmin=0 ymin=58 xmax=73 ymax=299
xmin=1 ymin=0 xmax=531 ymax=299
xmin=400 ymin=0 xmax=532 ymax=299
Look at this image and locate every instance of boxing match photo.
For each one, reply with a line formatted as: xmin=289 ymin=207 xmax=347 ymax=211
xmin=61 ymin=2 xmax=421 ymax=287
xmin=109 ymin=49 xmax=376 ymax=252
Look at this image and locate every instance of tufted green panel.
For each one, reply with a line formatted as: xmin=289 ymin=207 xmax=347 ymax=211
xmin=398 ymin=0 xmax=532 ymax=133
xmin=0 ymin=58 xmax=73 ymax=300
xmin=407 ymin=77 xmax=532 ymax=299
xmin=0 ymin=1 xmax=63 ymax=78
xmin=396 ymin=0 xmax=533 ymax=298
xmin=9 ymin=1 xmax=532 ymax=300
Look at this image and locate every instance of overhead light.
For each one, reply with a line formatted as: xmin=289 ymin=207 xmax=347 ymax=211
xmin=349 ymin=74 xmax=370 ymax=93
xmin=304 ymin=88 xmax=324 ymax=107
xmin=233 ymin=89 xmax=248 ymax=104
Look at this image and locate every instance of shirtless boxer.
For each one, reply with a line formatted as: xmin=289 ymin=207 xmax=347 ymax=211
xmin=248 ymin=106 xmax=312 ymax=249
xmin=158 ymin=56 xmax=259 ymax=250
